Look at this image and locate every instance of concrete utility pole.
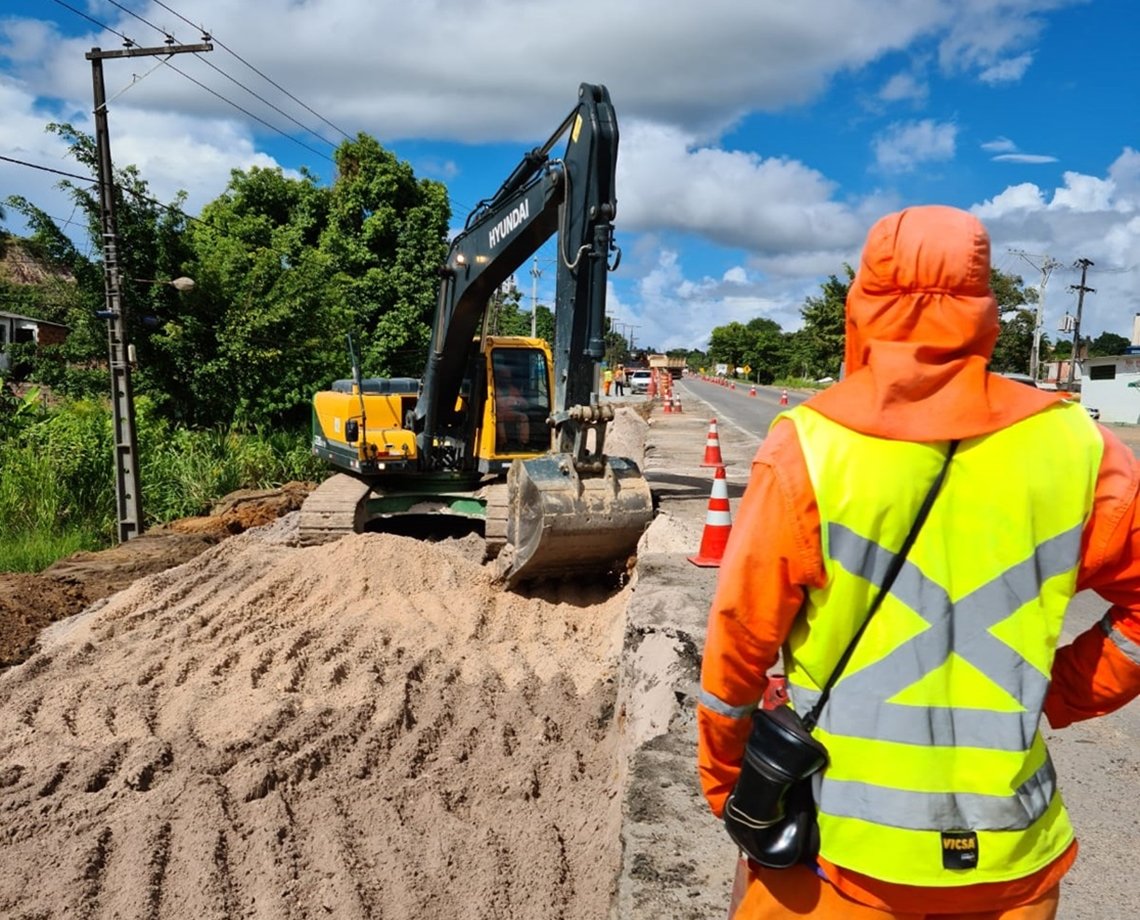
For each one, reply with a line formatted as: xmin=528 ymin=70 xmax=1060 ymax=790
xmin=1067 ymin=258 xmax=1096 ymax=388
xmin=88 ymin=39 xmax=212 ymax=542
xmin=1011 ymin=250 xmax=1062 ymax=382
xmin=529 ymin=257 xmax=542 ymax=338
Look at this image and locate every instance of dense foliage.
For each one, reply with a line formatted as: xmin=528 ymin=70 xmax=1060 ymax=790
xmin=2 ymin=126 xmax=451 ymax=569
xmin=704 ymin=267 xmax=1063 ymax=382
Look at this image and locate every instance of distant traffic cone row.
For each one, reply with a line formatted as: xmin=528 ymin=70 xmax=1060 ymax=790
xmin=689 ymin=466 xmax=732 ymax=567
xmin=700 ymin=418 xmax=725 ymax=468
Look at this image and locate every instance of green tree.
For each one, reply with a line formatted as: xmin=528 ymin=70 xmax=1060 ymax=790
xmin=742 ymin=317 xmax=787 ymax=383
xmin=707 ymin=321 xmax=753 ymax=369
xmin=796 ymin=266 xmax=852 ymax=379
xmin=989 ymin=268 xmax=1038 ymax=374
xmin=1088 ymin=332 xmax=1130 ymax=357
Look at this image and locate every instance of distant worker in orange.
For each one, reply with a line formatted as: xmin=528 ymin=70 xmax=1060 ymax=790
xmin=613 ymin=365 xmax=626 ymax=397
xmin=698 ymin=205 xmax=1140 ymax=919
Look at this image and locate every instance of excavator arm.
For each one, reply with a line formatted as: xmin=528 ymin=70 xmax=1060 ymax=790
xmin=304 ymin=83 xmax=651 ymax=587
xmin=414 ymin=83 xmax=620 ymax=464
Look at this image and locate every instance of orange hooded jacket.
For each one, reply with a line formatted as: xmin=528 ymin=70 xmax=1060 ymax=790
xmin=698 ymin=205 xmax=1140 ymax=914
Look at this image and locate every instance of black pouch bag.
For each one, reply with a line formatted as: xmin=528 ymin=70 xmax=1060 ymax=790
xmin=722 ymin=705 xmax=828 ymax=868
xmin=721 ymin=440 xmax=959 ymax=870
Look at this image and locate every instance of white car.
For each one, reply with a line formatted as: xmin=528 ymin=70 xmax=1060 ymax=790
xmin=628 ymin=369 xmax=653 ymax=394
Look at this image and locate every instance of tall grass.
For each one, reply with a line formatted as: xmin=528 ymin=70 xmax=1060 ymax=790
xmin=0 ymin=396 xmax=325 ymax=573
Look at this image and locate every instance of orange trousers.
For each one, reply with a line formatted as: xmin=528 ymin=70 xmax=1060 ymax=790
xmin=728 ymin=861 xmax=1059 ymax=920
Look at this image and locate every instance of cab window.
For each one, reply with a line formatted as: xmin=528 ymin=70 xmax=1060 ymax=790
xmin=491 ymin=349 xmax=550 ymax=453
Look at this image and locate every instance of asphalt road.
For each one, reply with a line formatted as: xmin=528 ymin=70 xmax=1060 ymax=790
xmin=668 ymin=376 xmax=1140 ymax=920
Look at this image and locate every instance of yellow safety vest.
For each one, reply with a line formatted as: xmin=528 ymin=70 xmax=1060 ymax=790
xmin=781 ymin=402 xmax=1101 ymax=886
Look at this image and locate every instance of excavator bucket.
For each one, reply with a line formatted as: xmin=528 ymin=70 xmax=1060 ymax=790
xmin=496 ymin=454 xmax=654 ymax=588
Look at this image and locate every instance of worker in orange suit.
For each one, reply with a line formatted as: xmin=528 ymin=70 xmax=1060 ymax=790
xmin=698 ymin=205 xmax=1140 ymax=919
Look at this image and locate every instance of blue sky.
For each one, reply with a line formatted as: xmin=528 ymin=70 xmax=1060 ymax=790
xmin=2 ymin=1 xmax=1138 ymax=354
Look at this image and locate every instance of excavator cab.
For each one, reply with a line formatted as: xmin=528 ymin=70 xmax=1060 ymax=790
xmin=487 ymin=344 xmax=552 ymax=457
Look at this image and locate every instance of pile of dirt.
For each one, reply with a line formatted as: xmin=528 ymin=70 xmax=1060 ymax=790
xmin=0 ymin=515 xmax=629 ymax=919
xmin=0 ymin=483 xmax=313 ymax=669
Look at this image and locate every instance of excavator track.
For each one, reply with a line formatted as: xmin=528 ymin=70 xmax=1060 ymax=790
xmin=298 ymin=474 xmax=372 ymax=546
xmin=481 ymin=482 xmax=510 ymax=561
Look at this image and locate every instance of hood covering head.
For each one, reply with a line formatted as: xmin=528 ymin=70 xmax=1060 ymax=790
xmin=808 ymin=205 xmax=1062 ymax=441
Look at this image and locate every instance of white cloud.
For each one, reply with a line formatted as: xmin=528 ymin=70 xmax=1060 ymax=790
xmin=873 ymin=119 xmax=957 ymax=172
xmin=878 ymin=72 xmax=928 ymax=105
xmin=973 ymin=183 xmax=1048 ymax=218
xmin=0 ymin=1 xmax=1083 ymax=143
xmin=617 ymin=121 xmax=867 ymax=254
xmin=993 ymin=153 xmax=1058 ymax=164
xmin=609 ymin=249 xmax=803 ymax=351
xmin=937 ymin=0 xmax=1069 ymax=81
xmin=981 ymin=136 xmax=1018 ymax=153
xmin=978 ymin=52 xmax=1034 ymax=84
xmin=972 ymin=152 xmax=1140 ymax=341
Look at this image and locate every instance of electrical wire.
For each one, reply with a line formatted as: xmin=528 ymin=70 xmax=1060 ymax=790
xmin=149 ymin=0 xmax=354 ymax=142
xmin=50 ymin=0 xmax=133 ymax=45
xmin=102 ymin=0 xmax=339 ymax=151
xmin=50 ymin=0 xmax=336 ymax=165
xmin=156 ymin=58 xmax=334 ymax=163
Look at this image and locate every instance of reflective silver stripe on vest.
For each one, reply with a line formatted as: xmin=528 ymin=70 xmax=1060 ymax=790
xmin=1101 ymin=614 xmax=1140 ymax=666
xmin=817 ymin=753 xmax=1058 ymax=832
xmin=789 ymin=521 xmax=1084 ymax=752
xmin=698 ymin=689 xmax=757 ymax=720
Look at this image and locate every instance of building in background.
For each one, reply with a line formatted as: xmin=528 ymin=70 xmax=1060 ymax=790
xmin=0 ymin=311 xmax=69 ymax=375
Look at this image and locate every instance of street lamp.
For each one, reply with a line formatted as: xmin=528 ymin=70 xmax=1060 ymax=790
xmin=133 ymin=276 xmax=195 ymax=293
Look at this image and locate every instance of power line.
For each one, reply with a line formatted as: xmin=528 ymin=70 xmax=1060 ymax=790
xmin=156 ymin=58 xmax=335 ymax=163
xmin=51 ymin=0 xmax=336 ymax=164
xmin=102 ymin=0 xmax=340 ymax=152
xmin=50 ymin=0 xmax=132 ymax=44
xmin=150 ymin=0 xmax=354 ymax=143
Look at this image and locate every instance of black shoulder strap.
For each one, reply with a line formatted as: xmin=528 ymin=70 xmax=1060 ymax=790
xmin=801 ymin=439 xmax=959 ymax=732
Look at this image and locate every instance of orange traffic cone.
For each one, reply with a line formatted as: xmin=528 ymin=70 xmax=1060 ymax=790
xmin=663 ymin=391 xmax=673 ymax=413
xmin=779 ymin=388 xmax=789 ymax=406
xmin=700 ymin=418 xmax=726 ymax=468
xmin=689 ymin=466 xmax=732 ymax=567
xmin=674 ymin=392 xmax=682 ymax=413
xmin=749 ymin=385 xmax=756 ymax=397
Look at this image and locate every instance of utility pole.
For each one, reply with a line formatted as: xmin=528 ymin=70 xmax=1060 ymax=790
xmin=1067 ymin=258 xmax=1095 ymax=389
xmin=529 ymin=257 xmax=542 ymax=338
xmin=88 ymin=38 xmax=212 ymax=542
xmin=1011 ymin=250 xmax=1062 ymax=382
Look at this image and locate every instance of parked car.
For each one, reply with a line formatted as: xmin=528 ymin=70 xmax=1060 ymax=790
xmin=628 ymin=369 xmax=653 ymax=394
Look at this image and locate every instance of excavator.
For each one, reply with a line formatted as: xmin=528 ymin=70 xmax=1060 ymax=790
xmin=299 ymin=83 xmax=653 ymax=587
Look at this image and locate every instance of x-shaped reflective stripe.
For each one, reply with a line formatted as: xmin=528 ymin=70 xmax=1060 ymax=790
xmin=793 ymin=521 xmax=1084 ymax=752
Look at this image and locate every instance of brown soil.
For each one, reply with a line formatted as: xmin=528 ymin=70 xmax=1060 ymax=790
xmin=0 ymin=520 xmax=627 ymax=919
xmin=0 ymin=409 xmax=653 ymax=919
xmin=0 ymin=482 xmax=314 ymax=670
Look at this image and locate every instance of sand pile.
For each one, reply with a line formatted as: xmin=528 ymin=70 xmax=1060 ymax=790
xmin=0 ymin=517 xmax=630 ymax=919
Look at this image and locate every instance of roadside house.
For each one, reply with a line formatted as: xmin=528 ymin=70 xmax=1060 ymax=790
xmin=1080 ymin=353 xmax=1140 ymax=424
xmin=0 ymin=311 xmax=70 ymax=375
